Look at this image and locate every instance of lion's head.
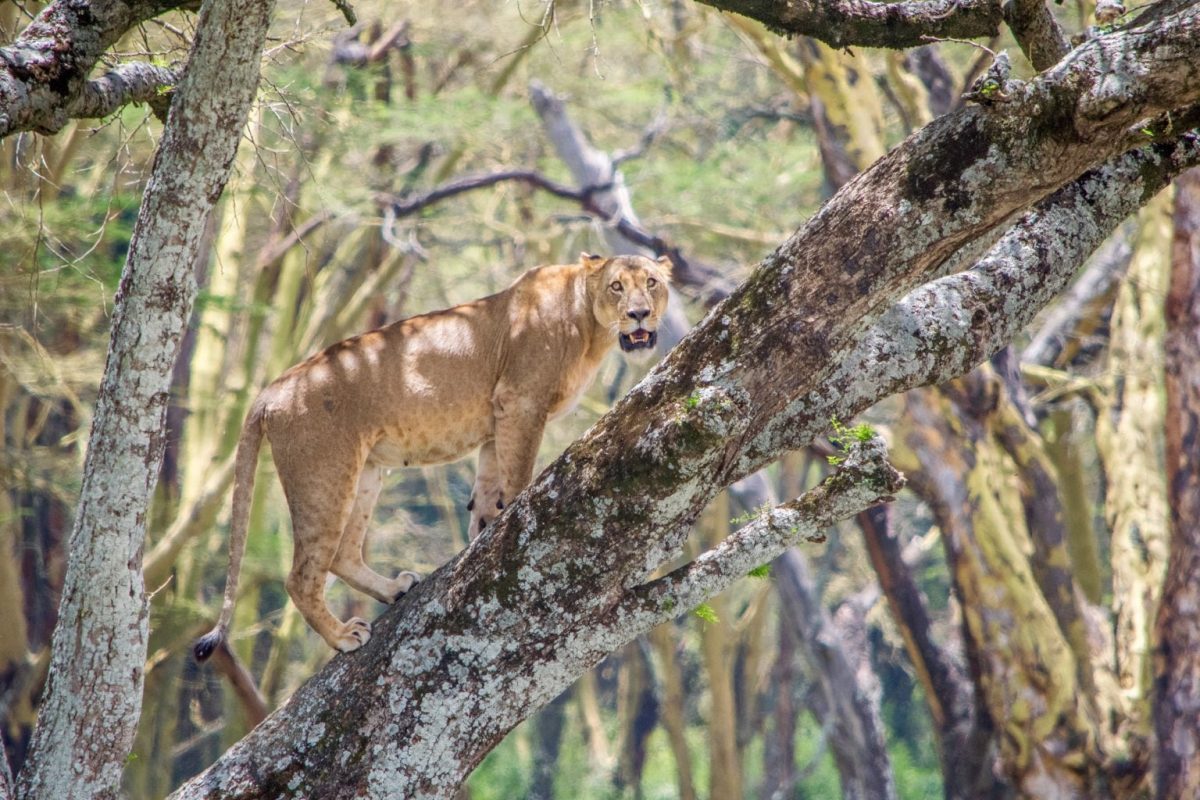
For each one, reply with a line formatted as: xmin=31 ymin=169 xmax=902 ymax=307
xmin=583 ymin=253 xmax=671 ymax=359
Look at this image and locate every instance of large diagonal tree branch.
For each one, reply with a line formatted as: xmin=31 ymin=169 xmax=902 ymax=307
xmin=753 ymin=129 xmax=1200 ymax=462
xmin=170 ymin=12 xmax=1200 ymax=798
xmin=0 ymin=0 xmax=192 ymax=139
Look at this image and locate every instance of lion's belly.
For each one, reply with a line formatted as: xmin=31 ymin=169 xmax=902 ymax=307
xmin=366 ymin=406 xmax=493 ymax=468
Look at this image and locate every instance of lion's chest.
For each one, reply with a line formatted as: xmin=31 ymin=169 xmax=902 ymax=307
xmin=548 ymin=355 xmax=605 ymax=420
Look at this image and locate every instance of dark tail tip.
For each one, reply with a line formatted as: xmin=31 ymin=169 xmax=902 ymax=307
xmin=193 ymin=628 xmax=225 ymax=662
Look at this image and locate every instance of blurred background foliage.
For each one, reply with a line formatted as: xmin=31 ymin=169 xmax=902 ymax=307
xmin=2 ymin=0 xmax=1156 ymax=797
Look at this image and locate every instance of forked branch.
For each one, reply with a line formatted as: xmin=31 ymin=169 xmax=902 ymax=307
xmin=615 ymin=436 xmax=903 ymax=630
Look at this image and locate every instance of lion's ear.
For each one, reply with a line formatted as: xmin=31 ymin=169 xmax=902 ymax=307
xmin=581 ymin=252 xmax=608 ymax=272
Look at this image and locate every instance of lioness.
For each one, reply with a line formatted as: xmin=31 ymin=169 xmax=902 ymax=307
xmin=194 ymin=253 xmax=670 ymax=657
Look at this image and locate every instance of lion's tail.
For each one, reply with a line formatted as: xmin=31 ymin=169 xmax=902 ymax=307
xmin=194 ymin=402 xmax=267 ymax=662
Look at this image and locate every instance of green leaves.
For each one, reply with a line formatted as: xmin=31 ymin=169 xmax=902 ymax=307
xmin=692 ymin=603 xmax=720 ymax=624
xmin=827 ymin=417 xmax=875 ymax=465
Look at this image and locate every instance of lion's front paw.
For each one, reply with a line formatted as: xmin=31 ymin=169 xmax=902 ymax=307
xmin=389 ymin=571 xmax=421 ymax=602
xmin=468 ymin=490 xmax=505 ymax=539
xmin=333 ymin=617 xmax=372 ymax=653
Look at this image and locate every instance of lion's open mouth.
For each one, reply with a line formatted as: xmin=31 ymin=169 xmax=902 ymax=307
xmin=619 ymin=329 xmax=657 ymax=352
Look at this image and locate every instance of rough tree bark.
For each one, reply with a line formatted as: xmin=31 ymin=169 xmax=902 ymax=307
xmin=904 ymin=381 xmax=1100 ymax=798
xmin=166 ymin=5 xmax=1200 ymax=793
xmin=10 ymin=0 xmax=273 ymax=797
xmin=1154 ymin=167 xmax=1200 ymax=800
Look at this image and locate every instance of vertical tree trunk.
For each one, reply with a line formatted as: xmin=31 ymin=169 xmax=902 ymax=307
xmin=1095 ymin=191 xmax=1172 ymax=775
xmin=903 ymin=387 xmax=1101 ymax=799
xmin=13 ymin=1 xmax=274 ymax=797
xmin=574 ymin=670 xmax=613 ymax=773
xmin=1153 ymin=168 xmax=1200 ymax=800
xmin=796 ymin=37 xmax=887 ymax=189
xmin=856 ymin=503 xmax=993 ymax=800
xmin=699 ymin=493 xmax=744 ymax=800
xmin=528 ymin=690 xmax=569 ymax=800
xmin=775 ymin=549 xmax=898 ymax=800
xmin=761 ymin=613 xmax=797 ymax=800
xmin=0 ymin=371 xmax=29 ymax=778
xmin=649 ymin=624 xmax=698 ymax=800
xmin=1044 ymin=406 xmax=1103 ymax=605
xmin=614 ymin=643 xmax=657 ymax=799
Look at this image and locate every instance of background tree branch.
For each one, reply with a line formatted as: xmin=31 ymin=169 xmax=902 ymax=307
xmin=695 ymin=0 xmax=1004 ymax=50
xmin=0 ymin=0 xmax=194 ymax=139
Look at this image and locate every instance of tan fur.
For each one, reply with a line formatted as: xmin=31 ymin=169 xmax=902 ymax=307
xmin=195 ymin=254 xmax=670 ymax=657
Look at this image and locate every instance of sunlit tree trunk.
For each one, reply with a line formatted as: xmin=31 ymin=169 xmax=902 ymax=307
xmin=1153 ymin=168 xmax=1200 ymax=800
xmin=573 ymin=670 xmax=613 ymax=773
xmin=0 ymin=368 xmax=25 ymax=800
xmin=903 ymin=385 xmax=1103 ymax=799
xmin=12 ymin=0 xmax=274 ymax=796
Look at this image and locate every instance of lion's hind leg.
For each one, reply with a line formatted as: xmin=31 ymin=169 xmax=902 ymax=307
xmin=278 ymin=450 xmax=374 ymax=653
xmin=331 ymin=462 xmax=420 ymax=603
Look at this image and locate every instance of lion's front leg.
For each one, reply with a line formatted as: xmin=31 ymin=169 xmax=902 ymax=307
xmin=468 ymin=440 xmax=505 ymax=539
xmin=486 ymin=390 xmax=548 ymax=532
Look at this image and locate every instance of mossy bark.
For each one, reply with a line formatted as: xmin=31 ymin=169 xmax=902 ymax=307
xmin=1044 ymin=406 xmax=1103 ymax=605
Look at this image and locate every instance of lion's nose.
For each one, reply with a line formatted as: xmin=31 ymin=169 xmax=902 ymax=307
xmin=627 ymin=309 xmax=650 ymax=323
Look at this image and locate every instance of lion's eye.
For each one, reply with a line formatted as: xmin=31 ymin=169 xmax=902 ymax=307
xmin=610 ymin=281 xmax=623 ymax=292
xmin=647 ymin=277 xmax=657 ymax=288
